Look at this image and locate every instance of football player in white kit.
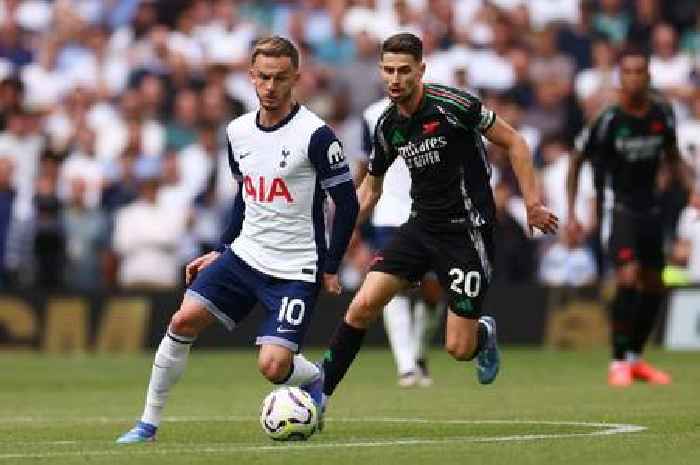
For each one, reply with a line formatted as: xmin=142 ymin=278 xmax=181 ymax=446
xmin=117 ymin=37 xmax=359 ymax=443
xmin=362 ymin=98 xmax=444 ymax=387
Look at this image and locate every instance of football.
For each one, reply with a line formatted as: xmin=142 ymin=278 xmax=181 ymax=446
xmin=259 ymin=387 xmax=318 ymax=441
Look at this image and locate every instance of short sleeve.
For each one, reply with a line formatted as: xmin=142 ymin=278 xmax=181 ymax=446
xmin=227 ymin=141 xmax=243 ymax=181
xmin=575 ymin=109 xmax=614 ymax=161
xmin=367 ymin=117 xmax=397 ymax=176
xmin=308 ymin=125 xmax=353 ymax=189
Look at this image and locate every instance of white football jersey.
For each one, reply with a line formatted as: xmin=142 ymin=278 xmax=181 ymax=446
xmin=226 ymin=105 xmax=352 ymax=282
xmin=363 ymin=98 xmax=412 ymax=227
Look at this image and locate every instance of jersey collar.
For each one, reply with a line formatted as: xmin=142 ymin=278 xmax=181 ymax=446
xmin=256 ymin=103 xmax=301 ymax=132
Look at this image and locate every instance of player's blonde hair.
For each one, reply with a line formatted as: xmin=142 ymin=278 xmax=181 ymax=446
xmin=251 ymin=36 xmax=299 ymax=69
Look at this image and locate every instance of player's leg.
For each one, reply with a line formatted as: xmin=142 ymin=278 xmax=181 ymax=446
xmin=434 ymin=225 xmax=498 ymax=384
xmin=116 ymin=297 xmax=215 ymax=444
xmin=371 ymin=226 xmax=418 ymax=386
xmin=607 ymin=209 xmax=640 ymax=387
xmin=257 ymin=344 xmax=319 ymax=385
xmin=627 ymin=218 xmax=671 ymax=384
xmin=414 ymin=275 xmax=444 ymax=386
xmin=322 ymin=271 xmax=409 ymax=397
xmin=382 ymin=294 xmax=418 ymax=386
xmin=117 ymin=249 xmax=257 ymax=443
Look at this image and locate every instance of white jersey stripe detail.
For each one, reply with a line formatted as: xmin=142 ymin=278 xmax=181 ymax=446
xmin=320 ymin=172 xmax=353 ymax=189
xmin=468 ymin=228 xmax=492 ymax=282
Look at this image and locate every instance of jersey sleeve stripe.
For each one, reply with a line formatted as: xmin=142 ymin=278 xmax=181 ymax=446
xmin=320 ymin=171 xmax=353 ymax=189
xmin=425 ymin=87 xmax=473 ymax=112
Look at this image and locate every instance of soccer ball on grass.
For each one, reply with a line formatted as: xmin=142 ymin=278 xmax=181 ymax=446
xmin=259 ymin=386 xmax=318 ymax=441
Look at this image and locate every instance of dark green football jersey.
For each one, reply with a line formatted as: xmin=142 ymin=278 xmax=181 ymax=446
xmin=575 ymin=95 xmax=677 ymax=210
xmin=368 ymin=83 xmax=497 ymax=230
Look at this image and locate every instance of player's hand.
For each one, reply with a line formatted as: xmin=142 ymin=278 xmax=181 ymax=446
xmin=185 ymin=251 xmax=221 ymax=285
xmin=526 ymin=203 xmax=559 ymax=235
xmin=323 ymin=273 xmax=342 ymax=295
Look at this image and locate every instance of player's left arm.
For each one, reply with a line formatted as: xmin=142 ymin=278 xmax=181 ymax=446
xmin=309 ymin=125 xmax=360 ymax=294
xmin=484 ymin=116 xmax=559 ymax=235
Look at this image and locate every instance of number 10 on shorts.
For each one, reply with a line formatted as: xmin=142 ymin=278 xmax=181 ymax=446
xmin=449 ymin=268 xmax=481 ymax=297
xmin=278 ymin=297 xmax=306 ymax=326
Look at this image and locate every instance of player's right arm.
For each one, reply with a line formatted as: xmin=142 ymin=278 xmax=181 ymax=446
xmin=186 ymin=140 xmax=245 ymax=285
xmin=355 ymin=174 xmax=384 ymax=225
xmin=567 ymin=110 xmax=611 ymax=239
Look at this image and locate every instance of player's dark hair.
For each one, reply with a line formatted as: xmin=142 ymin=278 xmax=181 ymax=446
xmin=619 ymin=44 xmax=649 ymax=65
xmin=381 ymin=33 xmax=423 ymax=62
xmin=251 ymin=36 xmax=299 ymax=69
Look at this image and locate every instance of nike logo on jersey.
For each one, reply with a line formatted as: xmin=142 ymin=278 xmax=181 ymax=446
xmin=239 ymin=152 xmax=251 ymax=159
xmin=276 ymin=326 xmax=297 ymax=333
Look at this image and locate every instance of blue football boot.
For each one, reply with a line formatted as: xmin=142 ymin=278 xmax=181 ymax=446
xmin=301 ymin=363 xmax=326 ymax=432
xmin=116 ymin=421 xmax=157 ymax=444
xmin=476 ymin=316 xmax=500 ymax=385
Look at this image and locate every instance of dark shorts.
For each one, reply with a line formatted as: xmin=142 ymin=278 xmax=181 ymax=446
xmin=608 ymin=206 xmax=664 ymax=270
xmin=187 ymin=248 xmax=319 ymax=352
xmin=370 ymin=219 xmax=494 ymax=319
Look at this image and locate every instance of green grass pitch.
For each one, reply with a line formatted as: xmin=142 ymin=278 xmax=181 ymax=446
xmin=0 ymin=348 xmax=698 ymax=465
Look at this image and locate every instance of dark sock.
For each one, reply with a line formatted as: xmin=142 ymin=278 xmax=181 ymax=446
xmin=611 ymin=287 xmax=638 ymax=360
xmin=475 ymin=320 xmax=488 ymax=357
xmin=322 ymin=321 xmax=366 ymax=396
xmin=630 ymin=291 xmax=664 ymax=355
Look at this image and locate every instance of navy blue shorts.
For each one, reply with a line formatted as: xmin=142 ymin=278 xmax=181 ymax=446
xmin=186 ymin=248 xmax=319 ymax=352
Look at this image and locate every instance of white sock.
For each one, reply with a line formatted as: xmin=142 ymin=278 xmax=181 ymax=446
xmin=624 ymin=351 xmax=640 ymax=363
xmin=383 ymin=296 xmax=416 ymax=375
xmin=141 ymin=330 xmax=194 ymax=427
xmin=281 ymin=354 xmax=320 ymax=386
xmin=414 ymin=300 xmax=443 ymax=361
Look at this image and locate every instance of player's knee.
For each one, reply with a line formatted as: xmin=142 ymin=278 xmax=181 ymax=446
xmin=346 ymin=294 xmax=380 ymax=328
xmin=169 ymin=311 xmax=201 ymax=337
xmin=445 ymin=339 xmax=477 ymax=361
xmin=258 ymin=355 xmax=291 ymax=383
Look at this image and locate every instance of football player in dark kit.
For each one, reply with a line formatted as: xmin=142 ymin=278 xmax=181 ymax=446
xmin=567 ymin=47 xmax=693 ymax=387
xmin=302 ymin=33 xmax=558 ymax=423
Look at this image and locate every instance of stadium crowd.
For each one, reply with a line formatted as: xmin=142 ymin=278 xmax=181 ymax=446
xmin=0 ymin=0 xmax=698 ymax=291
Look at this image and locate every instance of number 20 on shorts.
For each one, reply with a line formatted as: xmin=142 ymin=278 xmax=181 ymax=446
xmin=449 ymin=268 xmax=481 ymax=297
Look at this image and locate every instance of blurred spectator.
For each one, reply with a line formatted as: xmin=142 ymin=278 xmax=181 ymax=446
xmin=673 ymin=191 xmax=700 ymax=282
xmin=62 ymin=177 xmax=108 ymax=291
xmin=0 ymin=77 xmax=23 ymax=131
xmin=112 ymin=157 xmax=186 ymax=289
xmin=628 ymin=0 xmax=663 ymax=53
xmin=0 ymin=157 xmax=14 ymax=287
xmin=176 ymin=123 xmax=220 ymax=204
xmin=593 ymin=0 xmax=631 ymax=45
xmin=165 ymin=87 xmax=200 ymax=151
xmin=678 ymin=91 xmax=700 ymax=172
xmin=0 ymin=20 xmax=33 ymax=67
xmin=539 ymin=227 xmax=597 ymax=287
xmin=679 ymin=9 xmax=700 ymax=56
xmin=0 ymin=110 xmax=43 ymax=221
xmin=491 ymin=182 xmax=536 ymax=283
xmin=58 ymin=126 xmax=104 ymax=209
xmin=33 ymin=158 xmax=65 ymax=289
xmin=556 ymin=0 xmax=595 ymax=71
xmin=575 ymin=36 xmax=618 ymax=119
xmin=649 ymin=23 xmax=695 ymax=105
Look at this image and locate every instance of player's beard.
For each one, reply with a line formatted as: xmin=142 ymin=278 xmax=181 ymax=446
xmin=390 ymin=82 xmax=419 ymax=105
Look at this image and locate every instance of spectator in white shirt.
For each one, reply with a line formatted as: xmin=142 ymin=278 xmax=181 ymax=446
xmin=112 ymin=156 xmax=187 ymax=289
